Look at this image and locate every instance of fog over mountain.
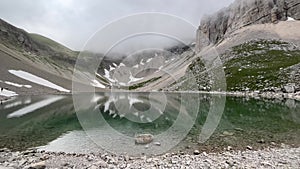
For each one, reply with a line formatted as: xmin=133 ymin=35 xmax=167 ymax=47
xmin=0 ymin=0 xmax=234 ymax=51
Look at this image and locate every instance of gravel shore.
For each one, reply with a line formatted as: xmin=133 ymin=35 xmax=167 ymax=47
xmin=1 ymin=147 xmax=299 ymax=169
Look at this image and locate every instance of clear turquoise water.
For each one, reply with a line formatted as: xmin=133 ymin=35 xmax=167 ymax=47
xmin=0 ymin=93 xmax=299 ymax=154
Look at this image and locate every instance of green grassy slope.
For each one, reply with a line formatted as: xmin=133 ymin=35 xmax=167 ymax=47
xmin=173 ymin=40 xmax=300 ymax=92
xmin=224 ymin=40 xmax=300 ymax=91
xmin=29 ymin=33 xmax=78 ymax=58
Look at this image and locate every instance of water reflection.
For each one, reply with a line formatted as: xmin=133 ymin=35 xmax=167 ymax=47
xmin=74 ymin=92 xmax=201 ymax=155
xmin=3 ymin=97 xmax=31 ymax=109
xmin=7 ymin=96 xmax=64 ymax=118
xmin=0 ymin=93 xmax=299 ymax=155
xmin=0 ymin=95 xmax=79 ymax=151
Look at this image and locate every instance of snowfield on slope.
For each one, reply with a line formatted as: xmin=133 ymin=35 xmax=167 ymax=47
xmin=8 ymin=70 xmax=70 ymax=93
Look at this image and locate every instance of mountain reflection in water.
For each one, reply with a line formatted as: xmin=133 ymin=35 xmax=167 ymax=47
xmin=0 ymin=93 xmax=299 ymax=155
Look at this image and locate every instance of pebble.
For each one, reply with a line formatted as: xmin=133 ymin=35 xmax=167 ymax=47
xmin=222 ymin=131 xmax=234 ymax=136
xmin=257 ymin=139 xmax=265 ymax=144
xmin=0 ymin=148 xmax=9 ymax=152
xmin=154 ymin=142 xmax=161 ymax=146
xmin=146 ymin=158 xmax=152 ymax=163
xmin=94 ymin=160 xmax=108 ymax=168
xmin=193 ymin=150 xmax=200 ymax=155
xmin=87 ymin=156 xmax=94 ymax=161
xmin=227 ymin=146 xmax=233 ymax=151
xmin=171 ymin=160 xmax=178 ymax=164
xmin=18 ymin=159 xmax=27 ymax=166
xmin=234 ymin=128 xmax=244 ymax=132
xmin=62 ymin=162 xmax=69 ymax=166
xmin=246 ymin=146 xmax=253 ymax=150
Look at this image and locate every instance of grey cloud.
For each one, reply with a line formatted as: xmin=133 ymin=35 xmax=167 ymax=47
xmin=0 ymin=0 xmax=234 ymax=51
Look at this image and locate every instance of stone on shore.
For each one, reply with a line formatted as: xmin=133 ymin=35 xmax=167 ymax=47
xmin=283 ymin=83 xmax=296 ymax=93
xmin=26 ymin=161 xmax=46 ymax=169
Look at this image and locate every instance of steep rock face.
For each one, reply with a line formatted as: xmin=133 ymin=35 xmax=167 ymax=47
xmin=196 ymin=0 xmax=300 ymax=51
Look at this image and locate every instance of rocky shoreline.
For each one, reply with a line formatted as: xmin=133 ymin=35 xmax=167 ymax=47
xmin=194 ymin=86 xmax=300 ymax=101
xmin=226 ymin=90 xmax=300 ymax=101
xmin=0 ymin=146 xmax=299 ymax=169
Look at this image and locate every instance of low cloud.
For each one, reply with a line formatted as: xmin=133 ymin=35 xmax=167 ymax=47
xmin=0 ymin=0 xmax=234 ymax=51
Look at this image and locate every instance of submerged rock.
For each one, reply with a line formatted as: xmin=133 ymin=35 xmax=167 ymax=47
xmin=135 ymin=134 xmax=154 ymax=144
xmin=154 ymin=142 xmax=161 ymax=146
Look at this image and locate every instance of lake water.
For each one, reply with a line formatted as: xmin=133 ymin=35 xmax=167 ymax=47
xmin=0 ymin=93 xmax=299 ymax=155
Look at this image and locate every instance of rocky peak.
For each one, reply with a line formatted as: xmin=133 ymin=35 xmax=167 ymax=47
xmin=196 ymin=0 xmax=300 ymax=51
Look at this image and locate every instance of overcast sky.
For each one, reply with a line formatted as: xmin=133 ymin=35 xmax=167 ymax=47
xmin=0 ymin=0 xmax=234 ymax=51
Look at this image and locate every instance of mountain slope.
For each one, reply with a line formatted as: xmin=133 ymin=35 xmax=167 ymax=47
xmin=0 ymin=19 xmax=78 ymax=74
xmin=0 ymin=18 xmax=77 ymax=95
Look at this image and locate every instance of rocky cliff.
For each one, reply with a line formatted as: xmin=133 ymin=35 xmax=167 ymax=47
xmin=196 ymin=0 xmax=300 ymax=51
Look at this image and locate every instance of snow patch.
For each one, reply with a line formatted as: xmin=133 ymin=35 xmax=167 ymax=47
xmin=128 ymin=72 xmax=143 ymax=84
xmin=0 ymin=89 xmax=18 ymax=97
xmin=140 ymin=59 xmax=145 ymax=65
xmin=8 ymin=70 xmax=70 ymax=92
xmin=146 ymin=58 xmax=153 ymax=63
xmin=119 ymin=82 xmax=127 ymax=86
xmin=119 ymin=63 xmax=125 ymax=67
xmin=5 ymin=81 xmax=32 ymax=88
xmin=109 ymin=65 xmax=115 ymax=71
xmin=90 ymin=79 xmax=106 ymax=88
xmin=104 ymin=69 xmax=116 ymax=83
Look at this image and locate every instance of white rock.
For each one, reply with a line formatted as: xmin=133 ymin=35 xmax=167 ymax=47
xmin=27 ymin=161 xmax=46 ymax=169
